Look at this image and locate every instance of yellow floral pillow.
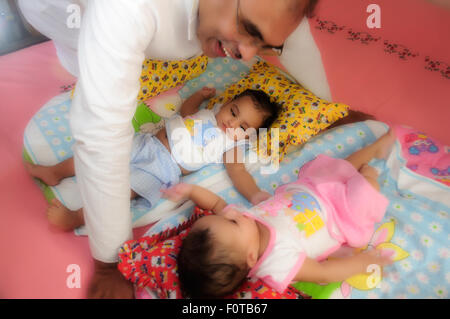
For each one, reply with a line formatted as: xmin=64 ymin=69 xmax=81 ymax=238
xmin=137 ymin=55 xmax=208 ymax=101
xmin=71 ymin=55 xmax=209 ymax=101
xmin=206 ymin=60 xmax=349 ymax=160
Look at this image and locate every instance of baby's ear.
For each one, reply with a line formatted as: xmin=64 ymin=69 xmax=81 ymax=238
xmin=246 ymin=250 xmax=258 ymax=268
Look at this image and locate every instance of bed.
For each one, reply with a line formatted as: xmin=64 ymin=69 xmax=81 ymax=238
xmin=1 ymin=0 xmax=449 ymax=299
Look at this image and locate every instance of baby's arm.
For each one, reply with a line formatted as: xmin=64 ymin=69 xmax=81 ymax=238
xmin=179 ymin=87 xmax=216 ymax=117
xmin=224 ymin=148 xmax=271 ymax=205
xmin=294 ymin=250 xmax=392 ymax=284
xmin=162 ymin=183 xmax=227 ymax=215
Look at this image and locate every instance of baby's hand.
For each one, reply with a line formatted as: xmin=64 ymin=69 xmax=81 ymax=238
xmin=358 ymin=249 xmax=393 ymax=274
xmin=250 ymin=190 xmax=272 ymax=205
xmin=161 ymin=183 xmax=193 ymax=202
xmin=199 ymin=86 xmax=216 ymax=99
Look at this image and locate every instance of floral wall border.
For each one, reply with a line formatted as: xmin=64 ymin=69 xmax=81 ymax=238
xmin=314 ymin=17 xmax=449 ymax=80
xmin=60 ymin=82 xmax=76 ymax=93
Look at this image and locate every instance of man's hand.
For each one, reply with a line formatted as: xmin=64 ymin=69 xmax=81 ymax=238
xmin=87 ymin=259 xmax=134 ymax=299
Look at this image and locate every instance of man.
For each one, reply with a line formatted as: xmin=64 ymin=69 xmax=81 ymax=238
xmin=18 ymin=0 xmax=317 ymax=298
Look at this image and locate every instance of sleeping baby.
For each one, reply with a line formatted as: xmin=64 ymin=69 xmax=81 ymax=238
xmin=25 ymin=87 xmax=280 ymax=231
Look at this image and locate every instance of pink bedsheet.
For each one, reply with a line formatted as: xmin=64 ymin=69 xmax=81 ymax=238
xmin=0 ymin=41 xmax=86 ymax=299
xmin=0 ymin=41 xmax=148 ymax=298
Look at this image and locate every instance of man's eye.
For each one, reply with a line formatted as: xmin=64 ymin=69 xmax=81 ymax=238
xmin=231 ymin=109 xmax=236 ymax=117
xmin=240 ymin=125 xmax=245 ymax=130
xmin=231 ymin=219 xmax=237 ymax=224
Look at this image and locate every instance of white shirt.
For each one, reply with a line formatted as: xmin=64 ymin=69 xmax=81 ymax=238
xmin=18 ymin=0 xmax=202 ymax=262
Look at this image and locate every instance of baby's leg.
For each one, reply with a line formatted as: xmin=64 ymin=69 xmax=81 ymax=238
xmin=359 ymin=164 xmax=380 ymax=191
xmin=345 ymin=129 xmax=396 ymax=171
xmin=47 ymin=198 xmax=84 ymax=231
xmin=25 ymin=157 xmax=75 ymax=186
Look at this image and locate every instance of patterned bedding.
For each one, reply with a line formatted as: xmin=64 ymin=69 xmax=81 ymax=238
xmin=144 ymin=120 xmax=449 ymax=299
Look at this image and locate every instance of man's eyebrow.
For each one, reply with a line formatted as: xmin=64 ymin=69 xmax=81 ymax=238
xmin=241 ymin=19 xmax=283 ymax=49
xmin=242 ymin=19 xmax=264 ymax=41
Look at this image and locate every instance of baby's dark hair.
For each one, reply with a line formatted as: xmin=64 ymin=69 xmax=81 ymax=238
xmin=233 ymin=89 xmax=281 ymax=129
xmin=177 ymin=227 xmax=248 ymax=299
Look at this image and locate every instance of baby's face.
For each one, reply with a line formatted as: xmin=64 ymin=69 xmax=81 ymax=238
xmin=215 ymin=96 xmax=265 ymax=141
xmin=193 ymin=208 xmax=260 ymax=265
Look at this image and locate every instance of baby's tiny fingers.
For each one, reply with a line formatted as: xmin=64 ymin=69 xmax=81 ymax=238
xmin=380 ymin=249 xmax=395 ymax=259
xmin=160 ymin=189 xmax=171 ymax=198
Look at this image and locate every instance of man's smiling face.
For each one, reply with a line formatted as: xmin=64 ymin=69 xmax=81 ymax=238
xmin=196 ymin=0 xmax=307 ymax=61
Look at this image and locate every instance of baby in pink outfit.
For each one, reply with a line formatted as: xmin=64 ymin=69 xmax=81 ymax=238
xmin=163 ymin=129 xmax=396 ymax=298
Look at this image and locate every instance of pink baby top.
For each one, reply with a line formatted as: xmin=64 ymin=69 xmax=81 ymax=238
xmin=232 ymin=155 xmax=389 ymax=293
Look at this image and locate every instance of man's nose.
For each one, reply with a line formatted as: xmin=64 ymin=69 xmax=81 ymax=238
xmin=236 ymin=42 xmax=258 ymax=61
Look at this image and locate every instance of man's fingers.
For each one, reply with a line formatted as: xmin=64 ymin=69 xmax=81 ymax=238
xmin=87 ymin=281 xmax=100 ymax=298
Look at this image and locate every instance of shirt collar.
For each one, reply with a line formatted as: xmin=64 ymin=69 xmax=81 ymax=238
xmin=187 ymin=0 xmax=199 ymax=41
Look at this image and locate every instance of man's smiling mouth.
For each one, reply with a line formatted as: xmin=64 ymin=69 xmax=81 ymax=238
xmin=218 ymin=40 xmax=233 ymax=58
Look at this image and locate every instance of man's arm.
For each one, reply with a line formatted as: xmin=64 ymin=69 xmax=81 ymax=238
xmin=71 ymin=1 xmax=155 ymax=297
xmin=73 ymin=0 xmax=155 ymax=262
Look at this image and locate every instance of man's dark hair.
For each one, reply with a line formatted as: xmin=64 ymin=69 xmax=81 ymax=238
xmin=304 ymin=0 xmax=319 ymax=18
xmin=234 ymin=89 xmax=281 ymax=129
xmin=177 ymin=228 xmax=248 ymax=299
xmin=326 ymin=110 xmax=376 ymax=130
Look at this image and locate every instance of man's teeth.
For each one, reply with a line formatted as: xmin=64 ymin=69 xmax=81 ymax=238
xmin=223 ymin=47 xmax=232 ymax=58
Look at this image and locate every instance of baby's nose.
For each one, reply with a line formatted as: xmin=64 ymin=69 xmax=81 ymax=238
xmin=229 ymin=118 xmax=240 ymax=128
xmin=225 ymin=208 xmax=239 ymax=218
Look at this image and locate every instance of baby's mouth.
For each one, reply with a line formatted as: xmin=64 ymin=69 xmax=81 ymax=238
xmin=221 ymin=121 xmax=228 ymax=132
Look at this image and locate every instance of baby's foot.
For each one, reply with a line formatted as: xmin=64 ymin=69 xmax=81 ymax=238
xmin=375 ymin=129 xmax=397 ymax=159
xmin=47 ymin=198 xmax=84 ymax=231
xmin=25 ymin=162 xmax=61 ymax=186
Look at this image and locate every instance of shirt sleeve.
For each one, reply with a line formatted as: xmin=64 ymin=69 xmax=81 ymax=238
xmin=70 ymin=0 xmax=156 ymax=262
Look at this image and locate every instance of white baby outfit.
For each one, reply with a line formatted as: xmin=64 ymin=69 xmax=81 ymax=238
xmin=130 ymin=106 xmax=245 ymax=207
xmin=166 ymin=108 xmax=246 ymax=171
